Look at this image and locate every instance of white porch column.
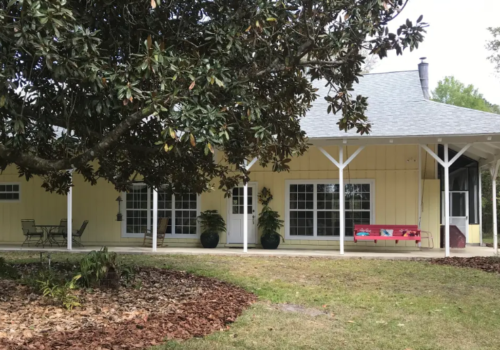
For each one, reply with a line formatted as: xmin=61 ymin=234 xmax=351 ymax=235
xmin=490 ymin=160 xmax=500 ymax=255
xmin=242 ymin=157 xmax=258 ymax=253
xmin=418 ymin=146 xmax=422 ymax=228
xmin=479 ymin=168 xmax=483 ymax=246
xmin=243 ymin=182 xmax=248 ymax=253
xmin=444 ymin=144 xmax=450 ymax=257
xmin=318 ymin=145 xmax=365 ymax=255
xmin=67 ymin=171 xmax=73 ymax=250
xmin=152 ymin=188 xmax=158 ymax=252
xmin=421 ymin=143 xmax=471 ymax=257
xmin=338 ymin=147 xmax=345 ymax=255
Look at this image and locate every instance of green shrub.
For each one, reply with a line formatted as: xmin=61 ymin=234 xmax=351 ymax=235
xmin=258 ymin=206 xmax=284 ymax=239
xmin=21 ymin=267 xmax=60 ymax=292
xmin=38 ymin=275 xmax=81 ymax=310
xmin=120 ymin=264 xmax=137 ymax=286
xmin=198 ymin=210 xmax=226 ymax=235
xmin=77 ymin=247 xmax=119 ymax=288
xmin=0 ymin=257 xmax=19 ymax=279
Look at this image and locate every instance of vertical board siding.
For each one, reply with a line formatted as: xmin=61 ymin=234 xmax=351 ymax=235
xmin=0 ymin=145 xmax=441 ymax=249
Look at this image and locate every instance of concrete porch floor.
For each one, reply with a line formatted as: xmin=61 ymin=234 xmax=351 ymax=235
xmin=0 ymin=245 xmax=496 ymax=259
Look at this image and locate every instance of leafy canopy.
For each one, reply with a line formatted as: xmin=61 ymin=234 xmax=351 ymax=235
xmin=487 ymin=27 xmax=500 ymax=74
xmin=0 ymin=0 xmax=426 ymax=194
xmin=432 ymin=76 xmax=500 ymax=114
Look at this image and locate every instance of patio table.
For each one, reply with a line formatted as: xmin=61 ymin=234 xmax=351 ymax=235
xmin=34 ymin=225 xmax=65 ymax=247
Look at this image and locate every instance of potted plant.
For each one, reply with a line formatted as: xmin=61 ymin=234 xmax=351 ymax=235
xmin=198 ymin=210 xmax=226 ymax=248
xmin=258 ymin=206 xmax=284 ymax=249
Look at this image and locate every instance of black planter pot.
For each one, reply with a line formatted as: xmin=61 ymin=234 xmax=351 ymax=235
xmin=261 ymin=233 xmax=281 ymax=249
xmin=200 ymin=231 xmax=220 ymax=248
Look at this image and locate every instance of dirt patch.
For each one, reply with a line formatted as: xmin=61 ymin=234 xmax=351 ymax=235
xmin=0 ymin=267 xmax=256 ymax=349
xmin=431 ymin=256 xmax=500 ymax=274
xmin=276 ymin=304 xmax=330 ymax=317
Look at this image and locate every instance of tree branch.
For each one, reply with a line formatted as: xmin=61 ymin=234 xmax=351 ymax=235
xmin=0 ymin=107 xmax=153 ymax=172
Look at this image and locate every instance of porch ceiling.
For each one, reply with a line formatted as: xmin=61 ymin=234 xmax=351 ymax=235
xmin=309 ymin=135 xmax=500 ymax=167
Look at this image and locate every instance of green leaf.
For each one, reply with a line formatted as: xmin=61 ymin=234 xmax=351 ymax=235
xmin=215 ymin=77 xmax=225 ymax=87
xmin=0 ymin=96 xmax=5 ymax=108
xmin=266 ymin=18 xmax=277 ymax=22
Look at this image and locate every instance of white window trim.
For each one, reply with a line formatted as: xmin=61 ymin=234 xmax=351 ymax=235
xmin=285 ymin=179 xmax=375 ymax=241
xmin=121 ymin=185 xmax=200 ymax=239
xmin=0 ymin=182 xmax=21 ymax=203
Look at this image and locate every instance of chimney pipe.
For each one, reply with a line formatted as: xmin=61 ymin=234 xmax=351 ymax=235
xmin=418 ymin=57 xmax=430 ymax=99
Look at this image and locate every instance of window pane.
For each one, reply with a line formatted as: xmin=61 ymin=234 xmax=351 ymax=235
xmin=290 ymin=211 xmax=313 ymax=236
xmin=290 ymin=184 xmax=314 ymax=214
xmin=317 ymin=212 xmax=339 ymax=236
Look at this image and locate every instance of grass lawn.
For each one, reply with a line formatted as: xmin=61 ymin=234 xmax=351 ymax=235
xmin=3 ymin=252 xmax=500 ymax=350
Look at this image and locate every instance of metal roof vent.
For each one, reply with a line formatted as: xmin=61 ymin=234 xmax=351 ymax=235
xmin=418 ymin=57 xmax=430 ymax=99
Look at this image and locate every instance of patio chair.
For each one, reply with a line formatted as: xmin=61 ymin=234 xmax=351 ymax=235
xmin=72 ymin=220 xmax=88 ymax=247
xmin=21 ymin=219 xmax=43 ymax=246
xmin=48 ymin=219 xmax=67 ymax=246
xmin=143 ymin=217 xmax=169 ymax=247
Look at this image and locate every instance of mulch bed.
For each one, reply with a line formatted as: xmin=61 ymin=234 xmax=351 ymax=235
xmin=431 ymin=256 xmax=500 ymax=274
xmin=0 ymin=266 xmax=256 ymax=350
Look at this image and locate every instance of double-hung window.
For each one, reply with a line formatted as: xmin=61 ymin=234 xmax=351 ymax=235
xmin=286 ymin=180 xmax=373 ymax=239
xmin=0 ymin=183 xmax=20 ymax=201
xmin=122 ymin=184 xmax=199 ymax=238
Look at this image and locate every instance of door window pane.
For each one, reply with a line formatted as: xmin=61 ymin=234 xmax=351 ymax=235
xmin=232 ymin=186 xmax=253 ymax=214
xmin=451 ymin=192 xmax=466 ymax=217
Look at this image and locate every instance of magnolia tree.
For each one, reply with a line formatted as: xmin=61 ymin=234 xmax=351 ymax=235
xmin=0 ymin=0 xmax=426 ymax=194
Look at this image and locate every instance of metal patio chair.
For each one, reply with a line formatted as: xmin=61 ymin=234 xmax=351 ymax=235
xmin=48 ymin=219 xmax=67 ymax=246
xmin=143 ymin=217 xmax=169 ymax=247
xmin=72 ymin=220 xmax=88 ymax=247
xmin=21 ymin=219 xmax=44 ymax=246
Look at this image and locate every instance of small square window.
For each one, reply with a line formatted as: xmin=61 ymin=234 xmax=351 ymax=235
xmin=0 ymin=183 xmax=20 ymax=201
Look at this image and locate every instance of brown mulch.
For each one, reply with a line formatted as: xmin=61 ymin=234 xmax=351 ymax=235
xmin=485 ymin=243 xmax=500 ymax=248
xmin=431 ymin=256 xmax=500 ymax=274
xmin=0 ymin=267 xmax=256 ymax=350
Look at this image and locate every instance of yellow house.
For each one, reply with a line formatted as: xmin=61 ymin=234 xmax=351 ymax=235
xmin=2 ymin=61 xmax=500 ymax=256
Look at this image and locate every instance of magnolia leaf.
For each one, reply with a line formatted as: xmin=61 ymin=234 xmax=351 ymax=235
xmin=0 ymin=96 xmax=5 ymax=108
xmin=207 ymin=143 xmax=214 ymax=154
xmin=215 ymin=77 xmax=225 ymax=87
xmin=266 ymin=18 xmax=277 ymax=22
xmin=164 ymin=143 xmax=173 ymax=152
xmin=189 ymin=81 xmax=196 ymax=90
xmin=147 ymin=35 xmax=152 ymax=50
xmin=190 ymin=134 xmax=196 ymax=147
xmin=245 ymin=25 xmax=252 ymax=32
xmin=169 ymin=127 xmax=176 ymax=139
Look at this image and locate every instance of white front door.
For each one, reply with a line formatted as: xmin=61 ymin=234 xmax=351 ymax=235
xmin=227 ymin=184 xmax=257 ymax=244
xmin=442 ymin=191 xmax=469 ymax=241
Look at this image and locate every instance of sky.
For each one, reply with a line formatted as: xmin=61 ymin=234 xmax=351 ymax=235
xmin=372 ymin=0 xmax=500 ymax=105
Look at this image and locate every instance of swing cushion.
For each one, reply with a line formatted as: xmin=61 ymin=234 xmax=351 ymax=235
xmin=356 ymin=232 xmax=369 ymax=236
xmin=380 ymin=229 xmax=393 ymax=237
xmin=353 ymin=225 xmax=421 ymax=244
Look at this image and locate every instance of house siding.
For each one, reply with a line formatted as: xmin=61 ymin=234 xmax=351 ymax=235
xmin=0 ymin=145 xmax=441 ymax=249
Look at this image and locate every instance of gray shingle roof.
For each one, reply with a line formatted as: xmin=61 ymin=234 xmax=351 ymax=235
xmin=302 ymin=70 xmax=500 ymax=139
